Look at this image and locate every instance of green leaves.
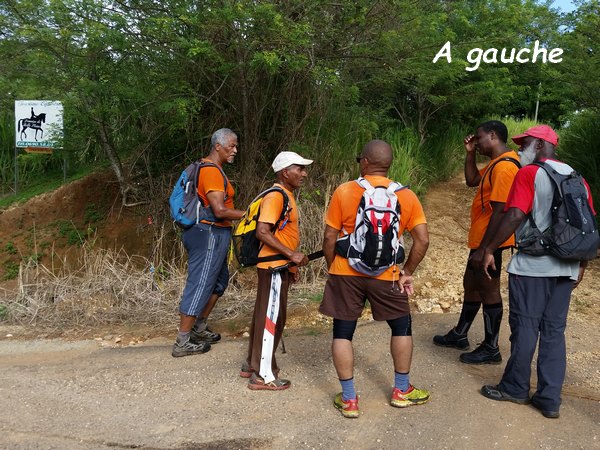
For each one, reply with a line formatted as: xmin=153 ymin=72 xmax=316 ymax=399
xmin=0 ymin=0 xmax=597 ymax=201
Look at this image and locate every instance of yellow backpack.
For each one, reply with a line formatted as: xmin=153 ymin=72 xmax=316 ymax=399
xmin=232 ymin=187 xmax=290 ymax=267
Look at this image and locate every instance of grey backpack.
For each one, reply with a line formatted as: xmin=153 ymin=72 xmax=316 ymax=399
xmin=335 ymin=178 xmax=406 ymax=275
xmin=517 ymin=162 xmax=599 ymax=261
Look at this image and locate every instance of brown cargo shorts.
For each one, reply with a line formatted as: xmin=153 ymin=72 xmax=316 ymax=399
xmin=319 ymin=274 xmax=410 ymax=321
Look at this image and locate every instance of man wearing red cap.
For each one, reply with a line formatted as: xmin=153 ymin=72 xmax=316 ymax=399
xmin=477 ymin=125 xmax=597 ymax=419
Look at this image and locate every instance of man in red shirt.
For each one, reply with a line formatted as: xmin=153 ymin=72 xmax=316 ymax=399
xmin=478 ymin=125 xmax=596 ymax=419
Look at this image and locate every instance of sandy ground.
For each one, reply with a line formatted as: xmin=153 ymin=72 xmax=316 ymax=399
xmin=0 ymin=173 xmax=598 ymax=449
xmin=0 ymin=312 xmax=598 ymax=450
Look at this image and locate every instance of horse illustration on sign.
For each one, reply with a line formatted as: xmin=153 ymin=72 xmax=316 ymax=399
xmin=15 ymin=101 xmax=63 ymax=149
xmin=17 ymin=108 xmax=47 ymax=141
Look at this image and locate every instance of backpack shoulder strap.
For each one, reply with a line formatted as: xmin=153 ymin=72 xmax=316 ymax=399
xmin=356 ymin=177 xmax=406 ymax=193
xmin=482 ymin=156 xmax=521 ymax=186
xmin=532 ymin=161 xmax=572 ymax=198
xmin=356 ymin=177 xmax=375 ymax=193
xmin=198 ymin=160 xmax=229 ymax=199
xmin=254 ymin=186 xmax=291 ymax=263
xmin=526 ymin=162 xmax=564 ymax=230
xmin=480 ymin=156 xmax=521 ymax=211
xmin=257 ymin=186 xmax=290 ymax=230
xmin=387 ymin=181 xmax=406 ymax=193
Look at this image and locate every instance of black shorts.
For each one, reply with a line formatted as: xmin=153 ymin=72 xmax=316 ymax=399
xmin=467 ymin=248 xmax=506 ymax=279
xmin=319 ymin=275 xmax=410 ymax=321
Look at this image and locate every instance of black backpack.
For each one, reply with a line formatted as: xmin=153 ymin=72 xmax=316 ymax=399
xmin=517 ymin=162 xmax=599 ymax=261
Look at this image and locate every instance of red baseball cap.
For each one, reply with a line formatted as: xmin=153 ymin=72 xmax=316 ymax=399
xmin=512 ymin=125 xmax=559 ymax=147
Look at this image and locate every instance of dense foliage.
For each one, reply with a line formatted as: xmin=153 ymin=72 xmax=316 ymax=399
xmin=0 ymin=0 xmax=599 ymax=204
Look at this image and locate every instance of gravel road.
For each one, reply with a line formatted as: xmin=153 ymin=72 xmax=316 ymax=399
xmin=1 ymin=310 xmax=598 ymax=450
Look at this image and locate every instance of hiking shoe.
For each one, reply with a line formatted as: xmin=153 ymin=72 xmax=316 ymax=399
xmin=531 ymin=398 xmax=560 ymax=419
xmin=433 ymin=329 xmax=469 ymax=350
xmin=390 ymin=385 xmax=430 ymax=408
xmin=459 ymin=342 xmax=502 ymax=365
xmin=171 ymin=339 xmax=211 ymax=357
xmin=247 ymin=373 xmax=291 ymax=391
xmin=190 ymin=326 xmax=221 ymax=344
xmin=240 ymin=362 xmax=255 ymax=378
xmin=480 ymin=385 xmax=530 ymax=405
xmin=334 ymin=393 xmax=360 ymax=418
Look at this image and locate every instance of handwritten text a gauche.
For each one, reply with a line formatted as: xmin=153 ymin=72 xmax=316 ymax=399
xmin=433 ymin=40 xmax=563 ymax=71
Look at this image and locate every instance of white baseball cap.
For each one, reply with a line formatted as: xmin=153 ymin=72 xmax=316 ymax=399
xmin=272 ymin=151 xmax=313 ymax=172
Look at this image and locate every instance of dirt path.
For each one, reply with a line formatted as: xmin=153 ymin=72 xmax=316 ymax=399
xmin=1 ymin=174 xmax=599 ymax=449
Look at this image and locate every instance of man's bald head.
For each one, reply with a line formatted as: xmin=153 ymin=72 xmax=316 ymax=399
xmin=361 ymin=140 xmax=393 ymax=171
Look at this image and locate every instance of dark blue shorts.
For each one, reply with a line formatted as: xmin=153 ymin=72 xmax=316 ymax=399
xmin=179 ymin=223 xmax=231 ymax=316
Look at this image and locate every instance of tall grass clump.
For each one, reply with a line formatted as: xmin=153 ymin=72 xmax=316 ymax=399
xmin=382 ymin=127 xmax=421 ymax=190
xmin=559 ymin=110 xmax=600 ymax=202
xmin=415 ymin=123 xmax=467 ymax=190
xmin=300 ymin=102 xmax=378 ymax=179
xmin=0 ymin=243 xmax=320 ymax=327
xmin=0 ymin=112 xmax=14 ymax=194
xmin=501 ymin=117 xmax=538 ymax=151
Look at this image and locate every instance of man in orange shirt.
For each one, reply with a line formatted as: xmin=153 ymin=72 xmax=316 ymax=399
xmin=242 ymin=151 xmax=312 ymax=390
xmin=320 ymin=140 xmax=430 ymax=418
xmin=172 ymin=128 xmax=245 ymax=357
xmin=433 ymin=120 xmax=519 ymax=364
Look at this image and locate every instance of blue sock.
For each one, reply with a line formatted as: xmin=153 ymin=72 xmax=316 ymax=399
xmin=395 ymin=371 xmax=410 ymax=392
xmin=340 ymin=378 xmax=356 ymax=401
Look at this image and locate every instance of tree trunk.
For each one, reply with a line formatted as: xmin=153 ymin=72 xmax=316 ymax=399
xmin=95 ymin=120 xmax=138 ymax=206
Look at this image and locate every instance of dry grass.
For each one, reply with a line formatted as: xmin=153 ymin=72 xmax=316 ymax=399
xmin=0 ymin=245 xmax=249 ymax=327
xmin=0 ymin=242 xmax=325 ymax=329
xmin=0 ymin=173 xmax=356 ymax=329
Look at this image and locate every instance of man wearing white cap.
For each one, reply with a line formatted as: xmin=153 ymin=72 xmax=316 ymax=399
xmin=243 ymin=151 xmax=313 ymax=390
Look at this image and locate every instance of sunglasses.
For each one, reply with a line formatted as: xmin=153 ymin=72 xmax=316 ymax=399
xmin=356 ymin=156 xmax=366 ymax=163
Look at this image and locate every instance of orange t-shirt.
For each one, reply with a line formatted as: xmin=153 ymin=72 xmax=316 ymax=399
xmin=256 ymin=184 xmax=299 ymax=270
xmin=325 ymin=175 xmax=427 ymax=280
xmin=468 ymin=151 xmax=519 ymax=248
xmin=197 ymin=159 xmax=235 ymax=228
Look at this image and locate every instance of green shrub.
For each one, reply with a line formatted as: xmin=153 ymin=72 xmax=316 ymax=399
xmin=2 ymin=260 xmax=19 ymax=280
xmin=0 ymin=304 xmax=8 ymax=321
xmin=4 ymin=241 xmax=17 ymax=255
xmin=84 ymin=203 xmax=104 ymax=224
xmin=55 ymin=220 xmax=85 ymax=246
xmin=559 ymin=110 xmax=600 ymax=202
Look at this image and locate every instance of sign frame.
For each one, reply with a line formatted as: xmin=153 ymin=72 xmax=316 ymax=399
xmin=15 ymin=100 xmax=64 ymax=150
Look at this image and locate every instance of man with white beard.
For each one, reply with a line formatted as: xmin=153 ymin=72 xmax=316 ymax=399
xmin=477 ymin=125 xmax=597 ymax=419
xmin=518 ymin=136 xmax=539 ymax=166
